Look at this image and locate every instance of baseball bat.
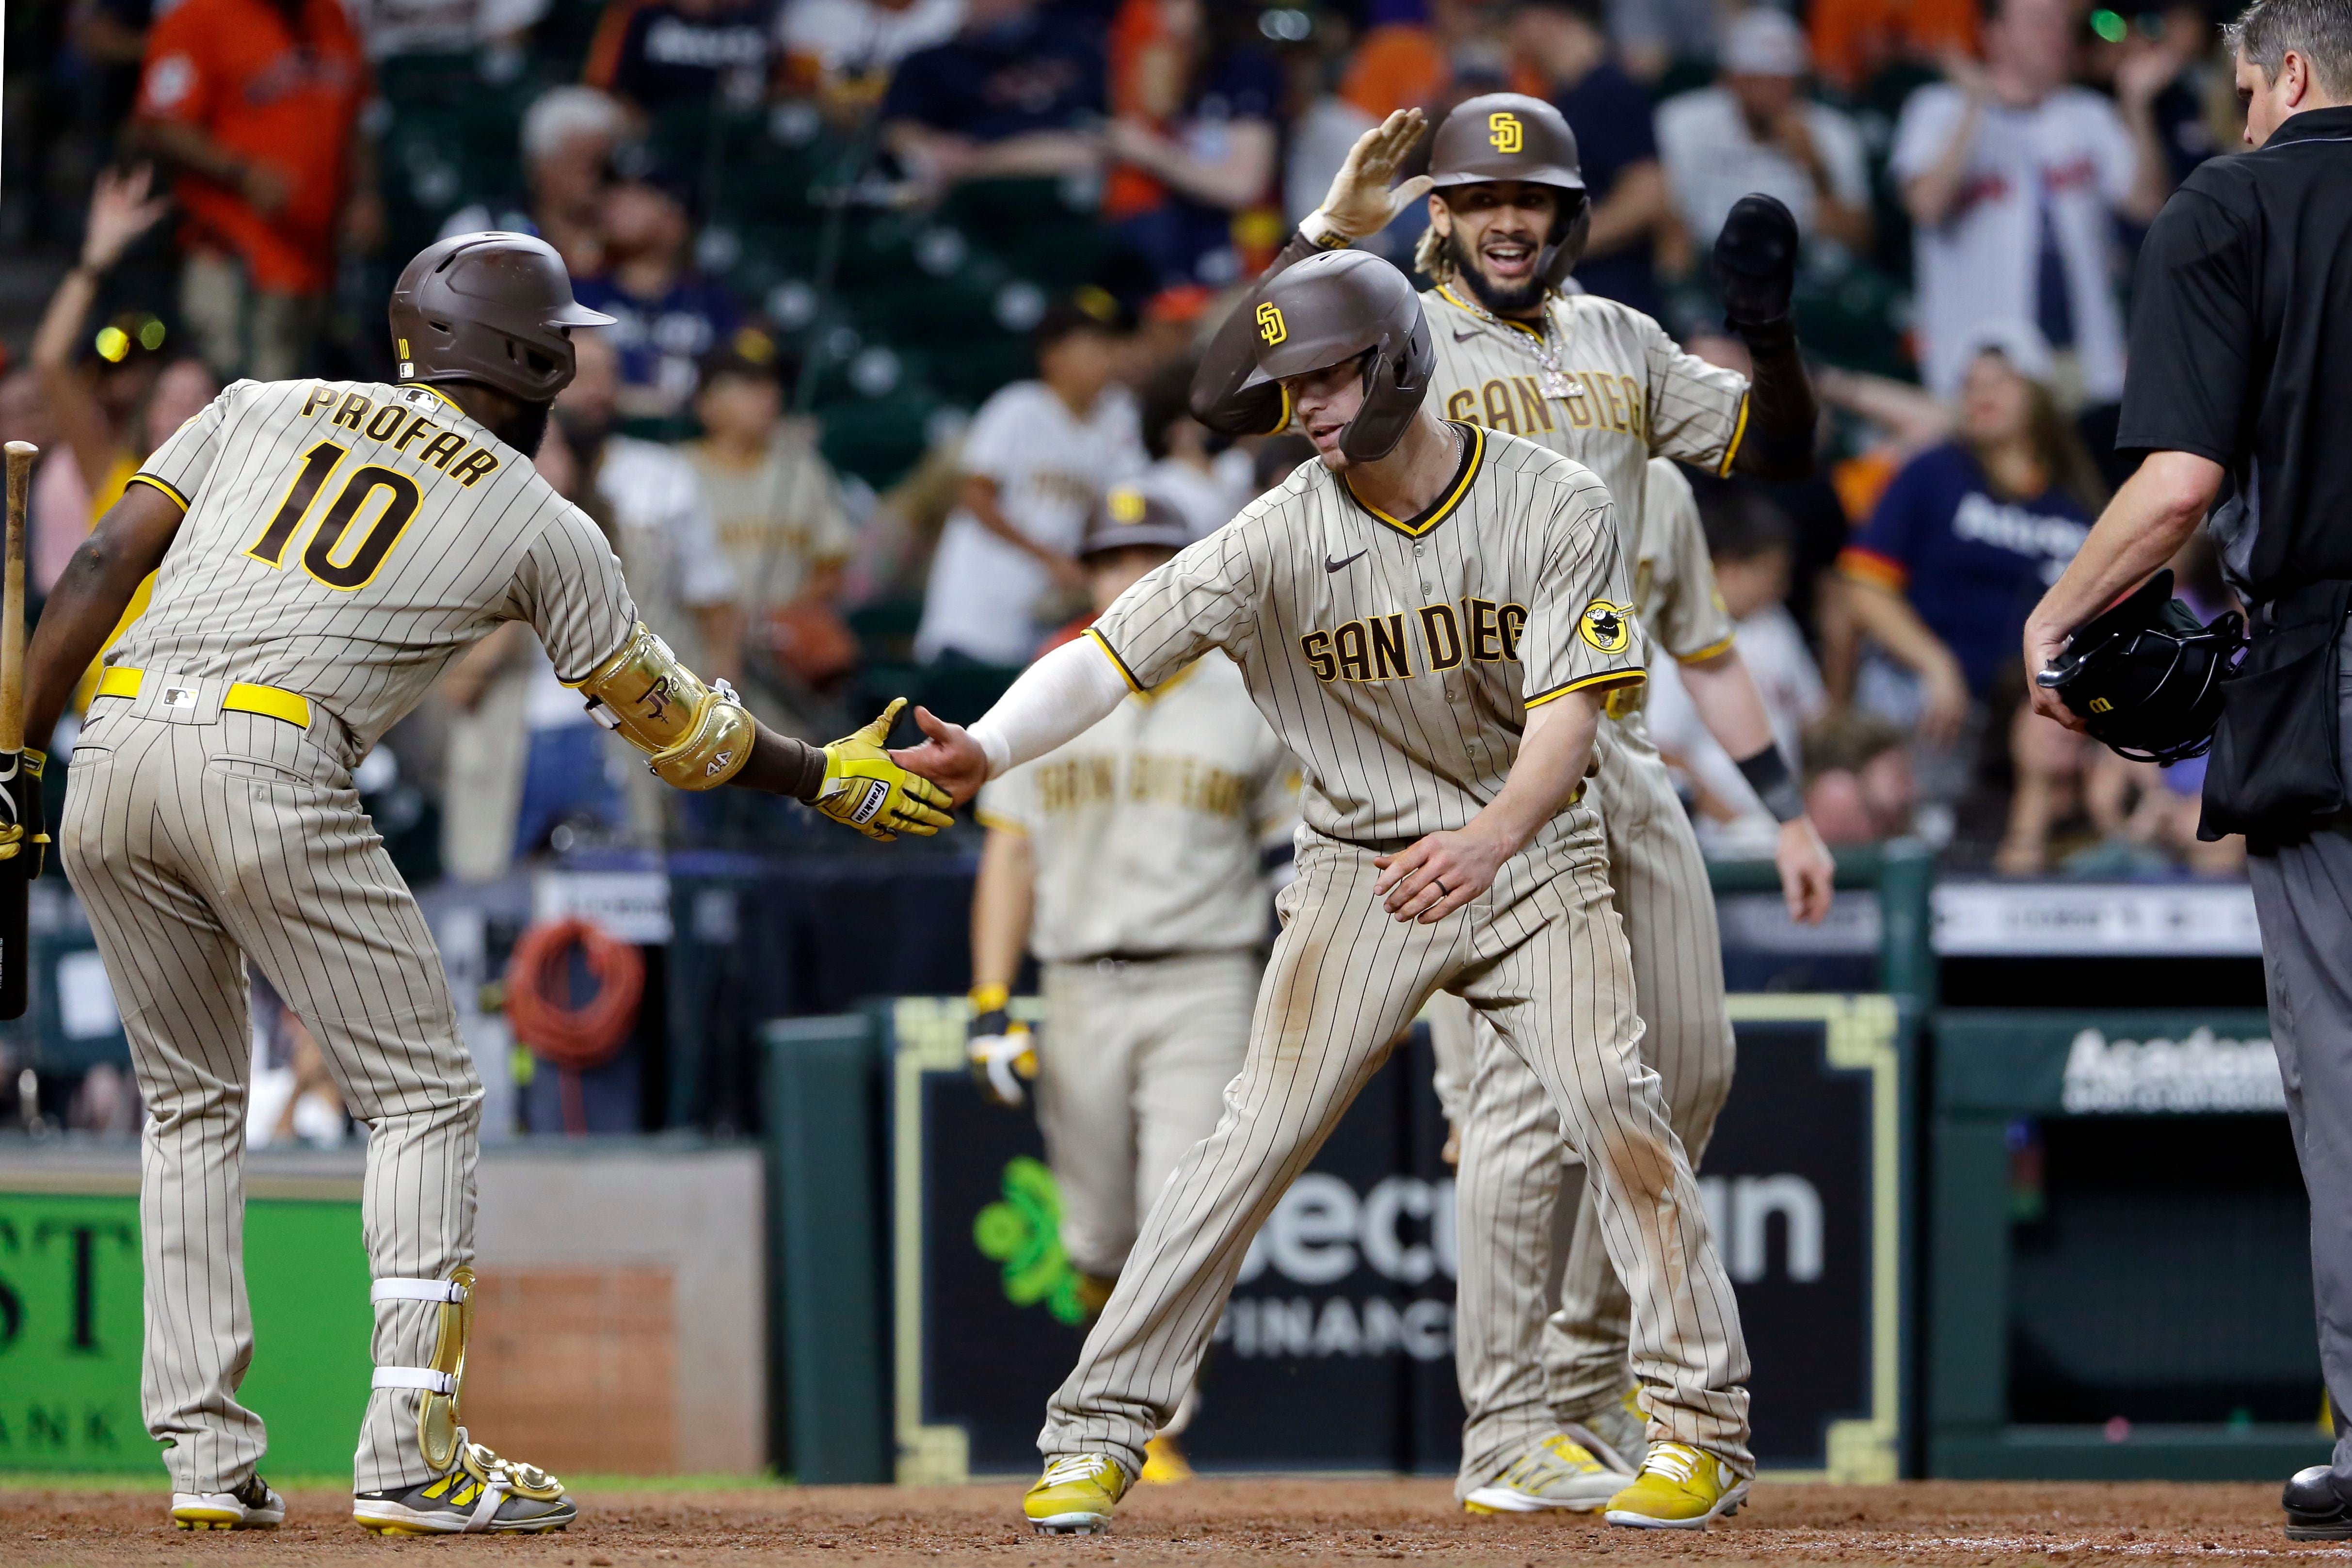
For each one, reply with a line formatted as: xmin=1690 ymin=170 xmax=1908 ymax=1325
xmin=0 ymin=439 xmax=37 ymax=1020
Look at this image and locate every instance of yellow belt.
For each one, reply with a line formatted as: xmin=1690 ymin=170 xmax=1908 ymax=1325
xmin=95 ymin=667 xmax=313 ymax=730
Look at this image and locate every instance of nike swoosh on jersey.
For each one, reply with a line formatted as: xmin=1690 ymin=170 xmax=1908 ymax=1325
xmin=1453 ymin=327 xmax=1484 ymax=341
xmin=1325 ymin=550 xmax=1368 ymax=572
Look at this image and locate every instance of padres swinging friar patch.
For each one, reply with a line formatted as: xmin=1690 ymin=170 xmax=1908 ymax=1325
xmin=1579 ymin=599 xmax=1632 ymax=654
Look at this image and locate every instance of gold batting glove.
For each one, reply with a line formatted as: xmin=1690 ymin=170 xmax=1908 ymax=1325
xmin=1304 ymin=108 xmax=1436 ymax=245
xmin=815 ymin=698 xmax=954 ymax=841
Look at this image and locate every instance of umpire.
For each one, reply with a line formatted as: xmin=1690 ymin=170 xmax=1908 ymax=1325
xmin=2025 ymin=0 xmax=2352 ymax=1538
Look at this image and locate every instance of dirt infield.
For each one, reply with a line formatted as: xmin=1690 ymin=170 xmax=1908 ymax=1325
xmin=0 ymin=1478 xmax=2337 ymax=1567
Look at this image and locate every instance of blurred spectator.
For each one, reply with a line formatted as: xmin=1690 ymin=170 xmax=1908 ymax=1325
xmin=1604 ymin=0 xmax=1720 ymax=83
xmin=65 ymin=0 xmax=157 ymax=139
xmin=1102 ymin=0 xmax=1281 ymax=288
xmin=130 ymin=0 xmax=374 ymax=383
xmin=1132 ymin=357 xmax=1251 ymax=539
xmin=1648 ymin=485 xmax=1828 ymax=857
xmin=1836 ymin=325 xmax=2102 ymax=757
xmin=31 ymin=165 xmax=171 ymax=589
xmin=685 ymin=333 xmax=862 ymax=736
xmin=558 ymin=331 xmax=743 ymax=687
xmin=1808 ymin=0 xmax=1979 ymax=96
xmin=1655 ymin=10 xmax=1872 ymax=256
xmin=571 ymin=164 xmax=741 ymax=422
xmin=1891 ymin=0 xmax=2175 ymax=407
xmin=511 ymin=87 xmax=631 ymax=274
xmin=1803 ymin=710 xmax=1917 ymax=844
xmin=881 ymin=0 xmax=1106 ymax=191
xmin=2077 ymin=1 xmax=2224 ymax=186
xmin=1252 ymin=432 xmax=1317 ymax=496
xmin=915 ymin=297 xmax=1143 ymax=666
xmin=585 ymin=0 xmax=777 ymax=114
xmin=1510 ymin=0 xmax=1670 ymax=318
xmin=351 ymin=0 xmax=547 ymax=60
xmin=1338 ymin=0 xmax=1462 ymax=121
xmin=780 ymin=0 xmax=966 ymax=112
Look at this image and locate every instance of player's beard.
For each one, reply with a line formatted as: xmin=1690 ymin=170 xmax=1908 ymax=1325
xmin=496 ymin=400 xmax=554 ymax=458
xmin=1445 ymin=228 xmax=1548 ymax=319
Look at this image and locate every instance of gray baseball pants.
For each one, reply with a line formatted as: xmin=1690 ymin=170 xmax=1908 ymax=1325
xmin=2248 ymin=820 xmax=2352 ymax=1477
xmin=62 ymin=691 xmax=478 ymax=1496
xmin=1037 ymin=827 xmax=1751 ymax=1480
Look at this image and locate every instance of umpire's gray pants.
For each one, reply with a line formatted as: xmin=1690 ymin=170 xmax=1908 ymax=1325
xmin=62 ymin=692 xmax=480 ymax=1496
xmin=2249 ymin=821 xmax=2352 ymax=1475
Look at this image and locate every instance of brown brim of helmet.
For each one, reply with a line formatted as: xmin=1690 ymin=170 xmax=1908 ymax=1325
xmin=1428 ymin=168 xmax=1586 ymax=191
xmin=551 ymin=301 xmax=619 ymax=328
xmin=1078 ymin=523 xmax=1194 ymax=560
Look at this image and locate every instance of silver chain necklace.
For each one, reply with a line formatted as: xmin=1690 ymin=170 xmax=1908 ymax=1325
xmin=1439 ymin=280 xmax=1574 ymax=399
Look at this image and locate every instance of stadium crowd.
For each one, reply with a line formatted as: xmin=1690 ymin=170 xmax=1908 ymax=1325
xmin=0 ymin=0 xmax=2251 ymax=882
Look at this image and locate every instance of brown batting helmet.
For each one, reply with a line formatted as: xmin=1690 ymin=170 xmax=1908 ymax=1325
xmin=388 ymin=232 xmax=615 ymax=404
xmin=1080 ymin=486 xmax=1195 ymax=560
xmin=1240 ymin=250 xmax=1433 ymax=463
xmin=1428 ymin=93 xmax=1590 ymax=288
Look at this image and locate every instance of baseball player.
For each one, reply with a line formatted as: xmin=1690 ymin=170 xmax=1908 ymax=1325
xmin=966 ymin=486 xmax=1298 ymax=1483
xmin=897 ymin=247 xmax=1755 ymax=1535
xmin=19 ymin=232 xmax=949 ymax=1534
xmin=1192 ymin=99 xmax=1835 ymax=1513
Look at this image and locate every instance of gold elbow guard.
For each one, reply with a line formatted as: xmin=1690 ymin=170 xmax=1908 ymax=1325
xmin=574 ymin=622 xmax=755 ymax=790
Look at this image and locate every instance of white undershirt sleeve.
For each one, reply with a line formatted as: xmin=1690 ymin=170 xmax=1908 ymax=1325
xmin=968 ymin=634 xmax=1132 ymax=779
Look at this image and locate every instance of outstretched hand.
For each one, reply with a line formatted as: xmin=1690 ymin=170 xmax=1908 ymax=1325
xmin=890 ymin=704 xmax=991 ymax=807
xmin=82 ymin=164 xmax=170 ymax=273
xmin=1315 ymin=108 xmax=1435 ymax=241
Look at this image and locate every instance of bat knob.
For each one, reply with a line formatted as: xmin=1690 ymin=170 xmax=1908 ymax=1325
xmin=2 ymin=442 xmax=35 ymax=461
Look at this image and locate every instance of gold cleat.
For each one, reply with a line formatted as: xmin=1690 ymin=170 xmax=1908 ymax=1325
xmin=352 ymin=1430 xmax=576 ymax=1535
xmin=1140 ymin=1433 xmax=1194 ymax=1485
xmin=1603 ymin=1441 xmax=1750 ymax=1529
xmin=171 ymin=1477 xmax=285 ymax=1530
xmin=1463 ymin=1430 xmax=1631 ymax=1513
xmin=1023 ymin=1453 xmax=1129 ymax=1534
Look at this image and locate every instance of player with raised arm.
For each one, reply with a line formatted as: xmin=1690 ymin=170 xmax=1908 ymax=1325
xmin=1192 ymin=99 xmax=1833 ymax=1516
xmin=23 ymin=233 xmax=948 ymax=1536
xmin=896 ymin=248 xmax=1755 ymax=1537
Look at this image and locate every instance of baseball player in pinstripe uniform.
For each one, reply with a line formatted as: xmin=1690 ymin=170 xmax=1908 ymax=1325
xmin=898 ymin=247 xmax=1755 ymax=1535
xmin=1193 ymin=101 xmax=1836 ymax=1515
xmin=966 ymin=488 xmax=1298 ymax=1483
xmin=16 ymin=233 xmax=949 ymax=1535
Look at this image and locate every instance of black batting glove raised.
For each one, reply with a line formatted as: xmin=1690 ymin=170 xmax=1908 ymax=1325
xmin=1712 ymin=192 xmax=1801 ymax=335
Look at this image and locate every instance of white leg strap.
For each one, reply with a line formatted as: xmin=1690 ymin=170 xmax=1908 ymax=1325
xmin=372 ymin=1277 xmax=468 ymax=1304
xmin=372 ymin=1367 xmax=458 ymax=1394
xmin=465 ymin=1479 xmax=509 ymax=1531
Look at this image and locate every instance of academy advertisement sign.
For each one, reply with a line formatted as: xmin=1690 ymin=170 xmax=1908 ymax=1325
xmin=891 ymin=995 xmax=1905 ymax=1480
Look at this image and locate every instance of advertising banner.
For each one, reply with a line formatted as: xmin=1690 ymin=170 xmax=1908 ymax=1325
xmin=890 ymin=994 xmax=1904 ymax=1482
xmin=0 ymin=1171 xmax=371 ymax=1474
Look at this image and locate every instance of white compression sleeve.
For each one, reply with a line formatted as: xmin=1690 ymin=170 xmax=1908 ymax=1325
xmin=968 ymin=635 xmax=1132 ymax=778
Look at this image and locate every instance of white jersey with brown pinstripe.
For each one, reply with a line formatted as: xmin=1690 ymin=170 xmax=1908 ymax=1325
xmin=1085 ymin=422 xmax=1644 ymax=851
xmin=1423 ymin=282 xmax=1748 ymax=571
xmin=117 ymin=377 xmax=636 ymax=754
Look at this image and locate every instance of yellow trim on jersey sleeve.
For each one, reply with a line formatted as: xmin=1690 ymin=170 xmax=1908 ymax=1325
xmin=1674 ymin=632 xmax=1738 ymax=665
xmin=1716 ymin=392 xmax=1751 ymax=478
xmin=127 ymin=473 xmax=190 ymax=511
xmin=973 ymin=808 xmax=1030 ymax=835
xmin=1524 ymin=667 xmax=1647 ymax=709
xmin=1086 ymin=626 xmax=1147 ymax=695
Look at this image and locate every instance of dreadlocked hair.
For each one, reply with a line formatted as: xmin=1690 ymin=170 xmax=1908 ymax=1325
xmin=1413 ymin=226 xmax=1450 ymax=283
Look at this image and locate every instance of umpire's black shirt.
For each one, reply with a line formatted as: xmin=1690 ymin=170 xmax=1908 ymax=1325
xmin=2118 ymin=105 xmax=2352 ymax=603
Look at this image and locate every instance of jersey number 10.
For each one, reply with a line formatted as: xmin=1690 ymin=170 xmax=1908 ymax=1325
xmin=244 ymin=439 xmax=421 ymax=590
